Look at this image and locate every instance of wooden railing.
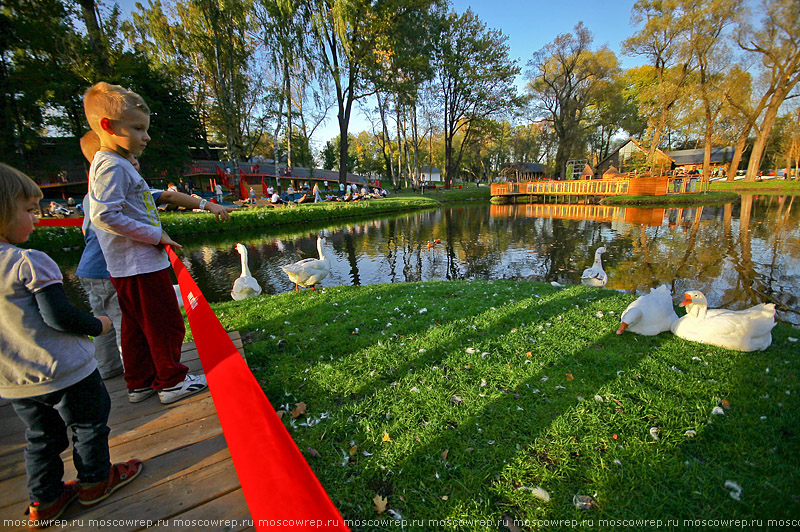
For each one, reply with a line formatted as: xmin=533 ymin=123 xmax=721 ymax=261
xmin=491 ymin=175 xmax=673 ymax=197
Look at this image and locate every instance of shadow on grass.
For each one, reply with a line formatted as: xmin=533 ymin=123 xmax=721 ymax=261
xmin=229 ymin=281 xmax=685 ymax=528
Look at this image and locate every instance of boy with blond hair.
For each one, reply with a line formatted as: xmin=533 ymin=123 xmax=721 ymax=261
xmin=84 ymin=82 xmax=212 ymax=404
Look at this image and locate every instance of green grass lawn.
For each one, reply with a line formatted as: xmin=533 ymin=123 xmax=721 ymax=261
xmin=394 ymin=185 xmax=491 ymax=203
xmin=205 ymin=280 xmax=800 ymax=531
xmin=710 ymin=180 xmax=800 ymax=194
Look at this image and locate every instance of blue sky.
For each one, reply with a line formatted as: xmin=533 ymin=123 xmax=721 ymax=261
xmin=110 ymin=0 xmax=645 ymax=144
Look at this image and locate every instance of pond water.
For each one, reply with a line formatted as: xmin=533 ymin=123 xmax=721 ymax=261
xmin=58 ymin=194 xmax=800 ymax=324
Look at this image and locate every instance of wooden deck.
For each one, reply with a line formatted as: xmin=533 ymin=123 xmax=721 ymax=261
xmin=0 ymin=332 xmax=254 ymax=532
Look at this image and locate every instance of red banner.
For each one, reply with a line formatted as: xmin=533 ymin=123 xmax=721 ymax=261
xmin=35 ymin=217 xmax=84 ymax=227
xmin=166 ymin=247 xmax=350 ymax=532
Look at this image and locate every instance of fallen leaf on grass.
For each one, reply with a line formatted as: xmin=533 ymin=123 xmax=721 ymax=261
xmin=566 ymin=373 xmax=574 ymax=381
xmin=721 ymin=399 xmax=731 ymax=409
xmin=517 ymin=486 xmax=550 ymax=502
xmin=373 ymin=494 xmax=388 ymax=514
xmin=290 ymin=402 xmax=307 ymax=419
xmin=276 ymin=410 xmax=287 ymax=419
xmin=382 ymin=433 xmax=392 ymax=442
xmin=450 ymin=395 xmax=463 ymax=404
xmin=711 ymin=406 xmax=725 ymax=416
xmin=441 ymin=449 xmax=449 ymax=461
xmin=349 ymin=445 xmax=358 ymax=456
xmin=306 ymin=447 xmax=320 ymax=458
xmin=649 ymin=427 xmax=660 ymax=440
xmin=525 ymin=351 xmax=532 ymax=357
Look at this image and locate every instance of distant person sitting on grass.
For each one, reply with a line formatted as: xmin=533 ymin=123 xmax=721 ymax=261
xmin=48 ymin=201 xmax=72 ymax=216
xmin=271 ymin=191 xmax=286 ymax=204
xmin=0 ymin=163 xmax=142 ymax=530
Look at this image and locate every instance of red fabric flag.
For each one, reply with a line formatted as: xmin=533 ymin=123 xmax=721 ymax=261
xmin=35 ymin=217 xmax=84 ymax=227
xmin=166 ymin=247 xmax=350 ymax=532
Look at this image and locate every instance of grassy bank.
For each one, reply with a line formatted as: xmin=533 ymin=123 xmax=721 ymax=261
xmin=601 ymin=191 xmax=739 ymax=206
xmin=395 ymin=185 xmax=491 ymax=203
xmin=710 ymin=180 xmax=800 ymax=194
xmin=206 ymin=280 xmax=799 ymax=530
xmin=26 ymin=195 xmax=441 ymax=252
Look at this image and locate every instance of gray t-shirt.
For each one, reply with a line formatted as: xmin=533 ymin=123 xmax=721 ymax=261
xmin=88 ymin=150 xmax=169 ymax=278
xmin=0 ymin=244 xmax=97 ymax=399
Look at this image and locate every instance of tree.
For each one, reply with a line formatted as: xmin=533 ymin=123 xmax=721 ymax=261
xmin=623 ymin=0 xmax=694 ymax=170
xmin=433 ymin=9 xmax=519 ymax=186
xmin=321 ymin=139 xmax=337 ymax=170
xmin=114 ymin=51 xmax=204 ymax=178
xmin=256 ymin=0 xmax=310 ymax=171
xmin=736 ymin=0 xmax=800 ymax=182
xmin=304 ymin=0 xmax=440 ymax=185
xmin=682 ymin=0 xmax=742 ymax=190
xmin=527 ymin=22 xmax=619 ymax=178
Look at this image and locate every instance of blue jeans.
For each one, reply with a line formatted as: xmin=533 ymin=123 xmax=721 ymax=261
xmin=10 ymin=370 xmax=111 ymax=503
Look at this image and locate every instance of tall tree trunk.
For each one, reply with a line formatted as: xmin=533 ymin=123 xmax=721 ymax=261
xmin=376 ymin=92 xmax=395 ymax=186
xmin=411 ymin=102 xmax=420 ymax=189
xmin=726 ymin=128 xmax=750 ymax=181
xmin=284 ymin=61 xmax=292 ymax=169
xmin=77 ymin=0 xmax=110 ymax=75
xmin=745 ymin=96 xmax=784 ymax=182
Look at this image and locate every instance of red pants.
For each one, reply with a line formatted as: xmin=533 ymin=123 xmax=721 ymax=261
xmin=111 ymin=268 xmax=187 ymax=391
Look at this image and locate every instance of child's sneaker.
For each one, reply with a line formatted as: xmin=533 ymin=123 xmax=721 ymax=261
xmin=79 ymin=459 xmax=142 ymax=506
xmin=127 ymin=388 xmax=155 ymax=403
xmin=158 ymin=374 xmax=207 ymax=404
xmin=26 ymin=480 xmax=79 ymax=530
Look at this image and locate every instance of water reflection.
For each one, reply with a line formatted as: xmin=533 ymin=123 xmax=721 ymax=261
xmin=58 ymin=195 xmax=800 ymax=324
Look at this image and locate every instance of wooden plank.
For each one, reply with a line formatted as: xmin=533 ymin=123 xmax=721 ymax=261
xmin=0 ymin=398 xmax=223 ymax=507
xmin=0 ymin=331 xmax=249 ymax=525
xmin=145 ymin=489 xmax=252 ymax=532
xmin=2 ymin=435 xmax=237 ymax=531
xmin=0 ymin=393 xmax=219 ymax=482
xmin=0 ymin=331 xmax=243 ymax=456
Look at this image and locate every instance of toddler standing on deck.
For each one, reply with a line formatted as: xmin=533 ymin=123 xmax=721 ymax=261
xmin=84 ymin=81 xmax=206 ymax=405
xmin=0 ymin=163 xmax=141 ymax=530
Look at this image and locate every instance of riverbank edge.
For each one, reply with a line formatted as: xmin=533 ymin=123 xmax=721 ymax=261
xmin=601 ymin=191 xmax=739 ymax=206
xmin=25 ymin=195 xmax=443 ymax=252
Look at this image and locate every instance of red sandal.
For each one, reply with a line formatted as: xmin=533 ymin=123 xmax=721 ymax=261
xmin=79 ymin=458 xmax=142 ymax=506
xmin=26 ymin=481 xmax=79 ymax=530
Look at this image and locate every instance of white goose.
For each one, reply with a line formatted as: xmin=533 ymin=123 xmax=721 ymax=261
xmin=617 ymin=285 xmax=679 ymax=336
xmin=581 ymin=246 xmax=608 ymax=287
xmin=281 ymin=236 xmax=331 ymax=291
xmin=670 ymin=290 xmax=776 ymax=352
xmin=231 ymin=243 xmax=262 ymax=300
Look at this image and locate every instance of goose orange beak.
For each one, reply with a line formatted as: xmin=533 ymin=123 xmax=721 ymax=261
xmin=679 ymin=293 xmax=692 ymax=307
xmin=616 ymin=322 xmax=628 ymax=334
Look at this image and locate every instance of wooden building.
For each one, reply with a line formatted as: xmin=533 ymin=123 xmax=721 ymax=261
xmin=499 ymin=162 xmax=546 ymax=181
xmin=595 ymin=139 xmax=674 ymax=176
